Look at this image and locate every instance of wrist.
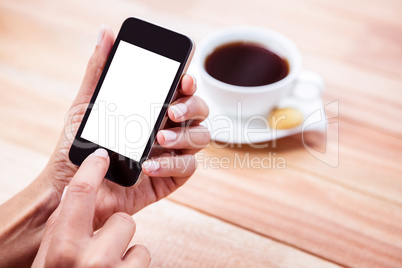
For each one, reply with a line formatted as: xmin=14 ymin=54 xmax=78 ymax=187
xmin=0 ymin=169 xmax=60 ymax=267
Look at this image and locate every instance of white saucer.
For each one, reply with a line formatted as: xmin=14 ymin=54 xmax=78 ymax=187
xmin=191 ymin=68 xmax=327 ymax=144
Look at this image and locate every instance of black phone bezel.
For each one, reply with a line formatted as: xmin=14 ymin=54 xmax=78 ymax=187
xmin=68 ymin=17 xmax=193 ymax=187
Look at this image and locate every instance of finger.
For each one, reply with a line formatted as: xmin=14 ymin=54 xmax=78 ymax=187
xmin=72 ymin=25 xmax=115 ymax=107
xmin=62 ymin=26 xmax=115 ymax=160
xmin=157 ymin=125 xmax=210 ymax=150
xmin=122 ymin=245 xmax=151 ymax=267
xmin=92 ymin=213 xmax=136 ymax=258
xmin=168 ymin=95 xmax=209 ymax=123
xmin=54 ymin=148 xmax=109 ymax=239
xmin=179 ymin=74 xmax=196 ymax=96
xmin=142 ymin=155 xmax=197 ymax=178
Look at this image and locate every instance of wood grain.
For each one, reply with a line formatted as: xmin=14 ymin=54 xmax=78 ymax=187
xmin=169 ymin=146 xmax=402 ymax=267
xmin=132 ymin=199 xmax=340 ymax=268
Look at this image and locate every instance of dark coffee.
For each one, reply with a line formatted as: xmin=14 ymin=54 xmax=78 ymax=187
xmin=205 ymin=42 xmax=289 ymax=87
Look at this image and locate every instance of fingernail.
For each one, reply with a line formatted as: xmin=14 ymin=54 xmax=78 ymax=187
xmin=170 ymin=103 xmax=187 ymax=119
xmin=61 ymin=186 xmax=68 ymax=201
xmin=93 ymin=148 xmax=108 ymax=158
xmin=188 ymin=74 xmax=197 ymax=92
xmin=142 ymin=161 xmax=160 ymax=173
xmin=160 ymin=130 xmax=177 ymax=143
xmin=189 ymin=74 xmax=197 ymax=86
xmin=97 ymin=24 xmax=105 ymax=46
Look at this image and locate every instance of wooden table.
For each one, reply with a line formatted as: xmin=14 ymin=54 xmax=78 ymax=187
xmin=1 ymin=0 xmax=401 ymax=267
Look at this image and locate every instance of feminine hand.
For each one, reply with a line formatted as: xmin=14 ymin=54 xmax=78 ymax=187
xmin=42 ymin=25 xmax=209 ymax=228
xmin=33 ymin=149 xmax=151 ymax=267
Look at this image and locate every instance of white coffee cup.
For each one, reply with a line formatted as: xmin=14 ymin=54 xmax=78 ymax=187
xmin=195 ymin=26 xmax=324 ymax=118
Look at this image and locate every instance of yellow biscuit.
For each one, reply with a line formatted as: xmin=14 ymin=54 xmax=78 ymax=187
xmin=268 ymin=107 xmax=304 ymax=129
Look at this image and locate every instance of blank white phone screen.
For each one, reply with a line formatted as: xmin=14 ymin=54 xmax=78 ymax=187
xmin=81 ymin=40 xmax=180 ymax=161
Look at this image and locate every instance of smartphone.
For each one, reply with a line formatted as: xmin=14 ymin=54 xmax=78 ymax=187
xmin=69 ymin=17 xmax=194 ymax=187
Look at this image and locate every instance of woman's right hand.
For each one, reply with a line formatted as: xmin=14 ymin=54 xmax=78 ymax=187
xmin=32 ymin=148 xmax=151 ymax=268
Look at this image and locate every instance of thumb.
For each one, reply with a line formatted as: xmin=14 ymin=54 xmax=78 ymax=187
xmin=72 ymin=24 xmax=115 ymax=108
xmin=61 ymin=26 xmax=115 ymax=148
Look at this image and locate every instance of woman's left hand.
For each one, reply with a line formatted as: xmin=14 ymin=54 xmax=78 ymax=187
xmin=42 ymin=25 xmax=210 ymax=229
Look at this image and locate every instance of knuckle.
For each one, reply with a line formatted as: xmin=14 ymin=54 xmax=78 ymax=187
xmin=196 ymin=126 xmax=211 ymax=145
xmin=87 ymin=156 xmax=107 ymax=169
xmin=166 ymin=157 xmax=176 ymax=172
xmin=188 ymin=155 xmax=197 ymax=173
xmin=189 ymin=96 xmax=201 ymax=113
xmin=177 ymin=155 xmax=196 ymax=175
xmin=186 ymin=126 xmax=210 ymax=149
xmin=113 ymin=212 xmax=136 ymax=226
xmin=204 ymin=128 xmax=211 ymax=144
xmin=68 ymin=182 xmax=94 ymax=195
xmin=184 ymin=129 xmax=192 ymax=145
xmin=87 ymin=54 xmax=104 ymax=79
xmin=45 ymin=242 xmax=76 ymax=268
xmin=193 ymin=95 xmax=209 ymax=117
xmin=81 ymin=255 xmax=113 ymax=268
